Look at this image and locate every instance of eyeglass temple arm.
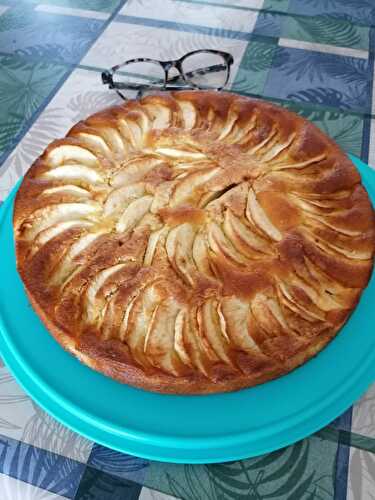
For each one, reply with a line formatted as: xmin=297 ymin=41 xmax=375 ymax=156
xmin=102 ymin=71 xmax=150 ymax=90
xmin=167 ymin=63 xmax=227 ymax=83
xmin=102 ymin=63 xmax=227 ymax=90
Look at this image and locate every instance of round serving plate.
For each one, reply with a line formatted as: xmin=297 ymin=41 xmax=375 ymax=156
xmin=0 ymin=154 xmax=375 ymax=464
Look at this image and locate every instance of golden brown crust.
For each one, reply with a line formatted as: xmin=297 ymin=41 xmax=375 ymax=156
xmin=13 ymin=91 xmax=375 ymax=394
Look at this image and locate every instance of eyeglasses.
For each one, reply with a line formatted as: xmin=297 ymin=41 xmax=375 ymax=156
xmin=101 ymin=49 xmax=234 ymax=100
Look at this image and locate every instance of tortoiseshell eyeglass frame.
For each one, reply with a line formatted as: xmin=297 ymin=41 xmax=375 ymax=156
xmin=101 ymin=49 xmax=234 ymax=100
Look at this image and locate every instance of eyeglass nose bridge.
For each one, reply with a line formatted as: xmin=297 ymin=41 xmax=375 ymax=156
xmin=162 ymin=60 xmax=184 ymax=84
xmin=101 ymin=70 xmax=113 ymax=87
xmin=163 ymin=61 xmax=183 ymax=74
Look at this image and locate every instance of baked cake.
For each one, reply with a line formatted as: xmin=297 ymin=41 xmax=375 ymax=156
xmin=13 ymin=91 xmax=375 ymax=394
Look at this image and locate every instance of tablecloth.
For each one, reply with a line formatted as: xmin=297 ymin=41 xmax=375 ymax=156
xmin=0 ymin=0 xmax=375 ymax=498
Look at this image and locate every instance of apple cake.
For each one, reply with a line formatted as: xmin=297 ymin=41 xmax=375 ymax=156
xmin=13 ymin=91 xmax=375 ymax=394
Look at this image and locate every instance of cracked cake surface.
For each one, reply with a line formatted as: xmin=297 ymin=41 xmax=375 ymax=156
xmin=13 ymin=91 xmax=375 ymax=394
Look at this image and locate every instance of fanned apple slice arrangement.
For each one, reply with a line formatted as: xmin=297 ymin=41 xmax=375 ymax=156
xmin=14 ymin=91 xmax=375 ymax=394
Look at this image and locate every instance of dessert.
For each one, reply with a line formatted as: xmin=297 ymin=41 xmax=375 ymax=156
xmin=13 ymin=91 xmax=375 ymax=394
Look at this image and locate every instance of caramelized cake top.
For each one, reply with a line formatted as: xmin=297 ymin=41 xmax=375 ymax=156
xmin=13 ymin=91 xmax=375 ymax=394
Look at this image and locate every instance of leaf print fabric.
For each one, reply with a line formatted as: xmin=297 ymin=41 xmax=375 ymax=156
xmin=263 ymin=49 xmax=371 ymax=112
xmin=282 ymin=14 xmax=369 ymax=50
xmin=0 ymin=436 xmax=85 ymax=498
xmin=0 ymin=56 xmax=68 ymax=156
xmin=0 ymin=0 xmax=375 ymax=498
xmin=141 ymin=439 xmax=336 ymax=500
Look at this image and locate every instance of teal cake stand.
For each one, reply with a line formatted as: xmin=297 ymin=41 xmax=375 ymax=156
xmin=0 ymin=154 xmax=374 ymax=464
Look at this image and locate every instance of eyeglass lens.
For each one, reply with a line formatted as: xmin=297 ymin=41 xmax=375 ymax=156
xmin=181 ymin=51 xmax=228 ymax=89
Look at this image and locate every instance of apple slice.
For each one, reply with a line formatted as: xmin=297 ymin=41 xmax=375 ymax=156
xmin=176 ymin=100 xmax=197 ymax=129
xmin=223 ymin=209 xmax=272 ymax=257
xmin=47 ymin=145 xmax=99 ymax=167
xmin=156 ymin=147 xmax=206 ymax=161
xmin=272 ymin=153 xmax=326 ymax=171
xmin=246 ymin=188 xmax=282 ymax=241
xmin=85 ymin=263 xmax=126 ymax=324
xmin=99 ymin=127 xmax=127 ymax=154
xmin=277 ymin=283 xmax=325 ymax=322
xmin=103 ymin=182 xmax=146 ymax=217
xmin=192 ymin=231 xmax=215 ymax=278
xmin=42 ymin=185 xmax=91 ymax=198
xmin=43 ymin=165 xmax=105 ymax=185
xmin=166 ymin=223 xmax=196 ymax=285
xmin=199 ymin=298 xmax=234 ymax=366
xmin=19 ymin=202 xmax=101 ymax=241
xmin=220 ymin=296 xmax=259 ymax=352
xmin=289 ymin=273 xmax=340 ymax=312
xmin=170 ymin=167 xmax=220 ymax=206
xmin=207 ymin=222 xmax=249 ymax=266
xmin=144 ymin=227 xmax=167 ymax=266
xmin=216 ymin=302 xmax=230 ymax=342
xmin=305 ymin=212 xmax=361 ymax=237
xmin=76 ymin=132 xmax=111 ymax=157
xmin=173 ymin=310 xmax=193 ymax=367
xmin=181 ymin=308 xmax=211 ymax=376
xmin=50 ymin=230 xmax=107 ymax=288
xmin=150 ymin=181 xmax=175 ymax=213
xmin=30 ymin=220 xmax=93 ymax=256
xmin=144 ymin=298 xmax=185 ymax=375
xmin=119 ymin=293 xmax=139 ymax=342
xmin=246 ymin=127 xmax=277 ymax=155
xmin=143 ymin=103 xmax=171 ymax=129
xmin=116 ymin=195 xmax=153 ymax=233
xmin=111 ymin=157 xmax=164 ymax=188
xmin=304 ymin=256 xmax=356 ymax=308
xmin=125 ymin=285 xmax=162 ymax=367
xmin=118 ymin=118 xmax=143 ymax=149
xmin=261 ymin=133 xmax=296 ymax=162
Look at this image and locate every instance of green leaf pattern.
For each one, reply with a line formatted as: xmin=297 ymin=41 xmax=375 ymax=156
xmin=0 ymin=56 xmax=67 ymax=155
xmin=142 ymin=438 xmax=337 ymax=500
xmin=283 ymin=14 xmax=368 ymax=49
xmin=0 ymin=5 xmax=34 ymax=33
